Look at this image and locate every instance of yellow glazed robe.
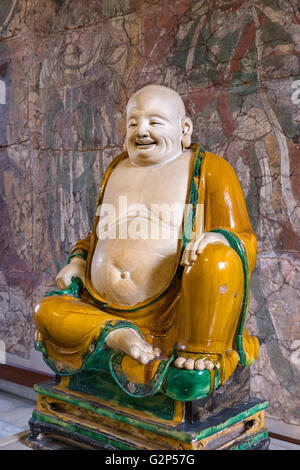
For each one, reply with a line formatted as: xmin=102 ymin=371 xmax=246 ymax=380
xmin=34 ymin=144 xmax=259 ymax=388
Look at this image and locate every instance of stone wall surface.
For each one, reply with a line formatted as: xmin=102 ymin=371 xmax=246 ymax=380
xmin=0 ymin=0 xmax=299 ymax=425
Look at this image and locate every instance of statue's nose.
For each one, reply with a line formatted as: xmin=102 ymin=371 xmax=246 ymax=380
xmin=136 ymin=122 xmax=150 ymax=137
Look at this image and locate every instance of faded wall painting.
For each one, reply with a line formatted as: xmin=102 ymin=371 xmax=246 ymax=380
xmin=0 ymin=0 xmax=299 ymax=425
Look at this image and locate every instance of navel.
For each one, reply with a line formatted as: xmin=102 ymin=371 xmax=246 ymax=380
xmin=120 ymin=271 xmax=130 ymax=280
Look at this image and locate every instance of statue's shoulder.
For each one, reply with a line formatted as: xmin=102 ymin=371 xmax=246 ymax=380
xmin=203 ymin=150 xmax=233 ymax=172
xmin=200 ymin=149 xmax=240 ymax=189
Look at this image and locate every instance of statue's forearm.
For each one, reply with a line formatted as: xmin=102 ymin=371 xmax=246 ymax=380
xmin=68 ymin=232 xmax=91 ymax=263
xmin=70 ymin=232 xmax=91 ymax=254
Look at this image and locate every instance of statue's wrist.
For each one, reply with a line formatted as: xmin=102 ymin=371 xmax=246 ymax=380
xmin=68 ymin=253 xmax=87 ymax=265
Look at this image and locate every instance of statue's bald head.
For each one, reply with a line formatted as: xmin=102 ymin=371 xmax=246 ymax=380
xmin=127 ymin=85 xmax=186 ymax=122
xmin=125 ymin=84 xmax=193 ymax=166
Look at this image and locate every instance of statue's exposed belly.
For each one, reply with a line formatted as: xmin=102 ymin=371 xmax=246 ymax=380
xmin=90 ymin=214 xmax=181 ymax=306
xmin=89 ymin=151 xmax=194 ymax=306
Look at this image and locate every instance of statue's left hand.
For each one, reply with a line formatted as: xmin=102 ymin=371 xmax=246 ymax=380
xmin=180 ymin=232 xmax=229 ymax=266
xmin=56 ymin=257 xmax=86 ymax=290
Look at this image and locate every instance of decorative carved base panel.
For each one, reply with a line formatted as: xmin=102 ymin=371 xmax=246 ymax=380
xmin=27 ymin=380 xmax=269 ymax=451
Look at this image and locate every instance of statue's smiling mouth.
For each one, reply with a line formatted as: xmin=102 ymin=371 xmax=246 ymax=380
xmin=135 ymin=140 xmax=157 ymax=148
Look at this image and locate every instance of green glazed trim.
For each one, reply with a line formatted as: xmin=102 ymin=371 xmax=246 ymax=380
xmin=31 ymin=411 xmax=137 ymax=450
xmin=69 ymin=368 xmax=176 ymax=421
xmin=34 ymin=339 xmax=47 ymax=357
xmin=210 ymin=228 xmax=249 ymax=367
xmin=162 ymin=366 xmax=220 ymax=402
xmin=109 ymin=350 xmax=175 ymax=398
xmin=230 ymin=429 xmax=269 ymax=450
xmin=68 ymin=251 xmax=88 ymax=264
xmin=95 ymin=320 xmax=175 ymax=398
xmin=76 ymin=349 xmax=110 ymax=373
xmin=34 ymin=334 xmax=99 ymax=377
xmin=34 ymin=339 xmax=73 ymax=376
xmin=181 ymin=145 xmax=205 ymax=253
xmin=193 ymin=401 xmax=268 ymax=442
xmin=44 ymin=276 xmax=83 ymax=299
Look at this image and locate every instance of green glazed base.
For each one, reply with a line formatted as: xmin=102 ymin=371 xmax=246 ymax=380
xmin=28 ymin=380 xmax=269 ymax=450
xmin=28 ymin=413 xmax=269 ymax=450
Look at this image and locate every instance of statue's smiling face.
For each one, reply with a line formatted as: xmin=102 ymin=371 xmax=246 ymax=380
xmin=126 ymin=87 xmax=185 ymax=166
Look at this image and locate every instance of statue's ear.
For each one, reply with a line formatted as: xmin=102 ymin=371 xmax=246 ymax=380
xmin=123 ymin=140 xmax=128 ymax=152
xmin=181 ymin=117 xmax=193 ymax=149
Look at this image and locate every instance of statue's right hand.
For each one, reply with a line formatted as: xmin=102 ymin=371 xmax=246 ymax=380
xmin=56 ymin=257 xmax=86 ymax=290
xmin=180 ymin=232 xmax=229 ymax=266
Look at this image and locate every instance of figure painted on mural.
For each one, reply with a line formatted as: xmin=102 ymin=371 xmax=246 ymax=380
xmin=33 ymin=85 xmax=259 ymax=398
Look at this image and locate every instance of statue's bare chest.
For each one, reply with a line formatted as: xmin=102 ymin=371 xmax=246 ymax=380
xmin=102 ymin=152 xmax=194 ymax=223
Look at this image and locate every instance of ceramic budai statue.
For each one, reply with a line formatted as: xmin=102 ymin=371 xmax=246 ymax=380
xmin=33 ymin=84 xmax=259 ymax=402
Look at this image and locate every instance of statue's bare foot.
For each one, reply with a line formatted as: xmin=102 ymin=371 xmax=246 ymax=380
xmin=105 ymin=327 xmax=160 ymax=365
xmin=174 ymin=354 xmax=220 ymax=372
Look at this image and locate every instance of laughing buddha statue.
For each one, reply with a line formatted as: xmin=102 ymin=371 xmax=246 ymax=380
xmin=33 ymin=85 xmax=259 ymax=401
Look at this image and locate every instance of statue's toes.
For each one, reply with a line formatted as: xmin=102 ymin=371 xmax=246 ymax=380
xmin=174 ymin=357 xmax=186 ymax=368
xmin=140 ymin=352 xmax=154 ymax=365
xmin=130 ymin=344 xmax=155 ymax=364
xmin=175 ymin=356 xmax=220 ymax=372
xmin=140 ymin=341 xmax=154 ymax=354
xmin=184 ymin=358 xmax=195 ymax=370
xmin=130 ymin=345 xmax=140 ymax=359
xmin=195 ymin=358 xmax=205 ymax=370
xmin=174 ymin=357 xmax=195 ymax=369
xmin=204 ymin=359 xmax=215 ymax=371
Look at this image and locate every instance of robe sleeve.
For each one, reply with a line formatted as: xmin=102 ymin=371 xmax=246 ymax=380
xmin=203 ymin=152 xmax=257 ymax=274
xmin=68 ymin=232 xmax=91 ymax=263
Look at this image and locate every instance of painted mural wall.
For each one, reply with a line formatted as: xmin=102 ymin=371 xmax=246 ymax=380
xmin=0 ymin=0 xmax=299 ymax=425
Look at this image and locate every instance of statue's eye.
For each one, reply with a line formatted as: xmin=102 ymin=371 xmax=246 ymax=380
xmin=150 ymin=121 xmax=162 ymax=126
xmin=128 ymin=123 xmax=137 ymax=127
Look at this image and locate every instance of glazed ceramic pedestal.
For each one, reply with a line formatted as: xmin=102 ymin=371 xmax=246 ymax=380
xmin=27 ymin=366 xmax=269 ymax=450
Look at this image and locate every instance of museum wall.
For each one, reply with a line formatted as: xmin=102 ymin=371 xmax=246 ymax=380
xmin=0 ymin=0 xmax=299 ymax=426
